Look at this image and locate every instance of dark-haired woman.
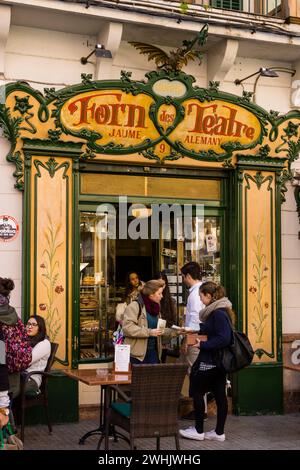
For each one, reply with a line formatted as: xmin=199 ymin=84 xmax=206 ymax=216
xmin=24 ymin=315 xmax=51 ymax=395
xmin=180 ymin=282 xmax=232 ymax=442
xmin=153 ymin=272 xmax=177 ymax=362
xmin=124 ymin=271 xmax=144 ymax=305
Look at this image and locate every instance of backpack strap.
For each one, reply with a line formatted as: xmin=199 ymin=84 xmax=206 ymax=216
xmin=134 ymin=299 xmax=143 ymax=319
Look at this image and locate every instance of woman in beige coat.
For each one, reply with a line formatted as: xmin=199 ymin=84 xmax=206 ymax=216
xmin=123 ymin=279 xmax=178 ymax=364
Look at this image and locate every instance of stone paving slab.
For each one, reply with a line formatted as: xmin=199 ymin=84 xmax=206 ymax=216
xmin=22 ymin=414 xmax=300 ymax=450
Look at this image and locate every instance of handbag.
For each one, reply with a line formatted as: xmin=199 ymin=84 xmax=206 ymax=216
xmin=214 ymin=328 xmax=254 ymax=374
xmin=0 ymin=422 xmax=23 ymax=451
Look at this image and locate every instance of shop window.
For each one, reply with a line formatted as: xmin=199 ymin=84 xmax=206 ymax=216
xmin=79 ymin=207 xmax=221 ymax=362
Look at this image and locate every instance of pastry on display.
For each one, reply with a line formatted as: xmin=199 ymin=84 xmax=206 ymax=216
xmin=80 ymin=295 xmax=99 ymax=309
xmin=82 ymin=276 xmax=95 ymax=285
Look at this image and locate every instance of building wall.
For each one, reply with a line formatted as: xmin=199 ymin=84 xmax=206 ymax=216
xmin=0 ymin=133 xmax=22 ymax=317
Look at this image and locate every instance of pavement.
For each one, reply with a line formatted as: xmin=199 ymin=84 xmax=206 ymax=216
xmin=22 ymin=413 xmax=300 ymax=450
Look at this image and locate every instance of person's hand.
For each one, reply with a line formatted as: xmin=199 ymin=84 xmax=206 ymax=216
xmin=177 ymin=328 xmax=189 ymax=335
xmin=0 ymin=413 xmax=9 ymax=428
xmin=195 ymin=337 xmax=201 ymax=349
xmin=150 ymin=328 xmax=163 ymax=337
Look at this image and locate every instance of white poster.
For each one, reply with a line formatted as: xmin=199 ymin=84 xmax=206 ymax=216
xmin=206 ymin=234 xmax=217 ymax=253
xmin=114 ymin=344 xmax=130 ymax=372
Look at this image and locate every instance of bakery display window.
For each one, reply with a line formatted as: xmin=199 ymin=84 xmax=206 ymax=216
xmin=79 ymin=212 xmax=116 ymax=360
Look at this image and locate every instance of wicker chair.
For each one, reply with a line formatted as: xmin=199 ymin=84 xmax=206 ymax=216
xmin=104 ymin=363 xmax=188 ymax=450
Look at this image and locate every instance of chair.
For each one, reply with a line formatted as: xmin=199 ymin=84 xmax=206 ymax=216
xmin=17 ymin=342 xmax=59 ymax=441
xmin=104 ymin=363 xmax=188 ymax=450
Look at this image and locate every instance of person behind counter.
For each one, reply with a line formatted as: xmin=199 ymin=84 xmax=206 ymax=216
xmin=124 ymin=271 xmax=144 ymax=305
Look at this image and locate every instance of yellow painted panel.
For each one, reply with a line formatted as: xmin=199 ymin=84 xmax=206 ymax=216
xmin=81 ymin=173 xmax=220 ymax=200
xmin=31 ymin=157 xmax=72 ymax=365
xmin=243 ymin=171 xmax=276 ymax=363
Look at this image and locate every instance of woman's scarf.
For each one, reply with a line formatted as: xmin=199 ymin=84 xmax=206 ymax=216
xmin=199 ymin=297 xmax=232 ymax=322
xmin=141 ymin=293 xmax=160 ymax=316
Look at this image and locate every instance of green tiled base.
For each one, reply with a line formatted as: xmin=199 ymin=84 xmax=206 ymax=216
xmin=232 ymin=364 xmax=283 ymax=415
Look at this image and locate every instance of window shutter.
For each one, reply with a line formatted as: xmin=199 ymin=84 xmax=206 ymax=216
xmin=211 ymin=0 xmax=242 ymax=10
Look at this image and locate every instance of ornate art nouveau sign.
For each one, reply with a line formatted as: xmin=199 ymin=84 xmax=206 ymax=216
xmin=1 ymin=69 xmax=300 ymax=191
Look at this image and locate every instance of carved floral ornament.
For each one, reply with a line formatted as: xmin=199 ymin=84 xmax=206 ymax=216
xmin=1 ymin=27 xmax=300 ymax=192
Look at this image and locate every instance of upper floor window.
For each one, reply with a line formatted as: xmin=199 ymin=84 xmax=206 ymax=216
xmin=210 ymin=1 xmax=281 ymax=15
xmin=210 ymin=0 xmax=242 ymax=10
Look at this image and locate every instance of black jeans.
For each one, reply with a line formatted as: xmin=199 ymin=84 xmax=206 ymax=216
xmin=190 ymin=367 xmax=227 ymax=435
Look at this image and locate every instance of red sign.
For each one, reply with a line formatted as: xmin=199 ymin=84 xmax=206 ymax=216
xmin=0 ymin=215 xmax=19 ymax=242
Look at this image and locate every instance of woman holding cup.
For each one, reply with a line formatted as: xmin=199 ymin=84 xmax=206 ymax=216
xmin=122 ymin=280 xmax=182 ymax=364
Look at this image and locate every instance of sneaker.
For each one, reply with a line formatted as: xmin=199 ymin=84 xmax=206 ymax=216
xmin=204 ymin=430 xmax=225 ymax=442
xmin=179 ymin=426 xmax=205 ymax=441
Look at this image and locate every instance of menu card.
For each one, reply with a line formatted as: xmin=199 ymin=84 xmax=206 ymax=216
xmin=114 ymin=344 xmax=130 ymax=372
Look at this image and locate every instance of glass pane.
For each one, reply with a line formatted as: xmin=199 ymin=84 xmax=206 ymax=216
xmin=80 ymin=212 xmax=115 ymax=360
xmin=81 ymin=173 xmax=220 ymax=201
xmin=211 ymin=0 xmax=242 ymax=11
xmin=159 ymin=212 xmax=221 ymax=326
xmin=79 ymin=203 xmax=222 ymax=360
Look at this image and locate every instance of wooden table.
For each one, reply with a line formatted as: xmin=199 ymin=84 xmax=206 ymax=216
xmin=63 ymin=368 xmax=131 ymax=448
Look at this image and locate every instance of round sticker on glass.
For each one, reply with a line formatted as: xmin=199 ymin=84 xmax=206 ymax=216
xmin=0 ymin=215 xmax=19 ymax=242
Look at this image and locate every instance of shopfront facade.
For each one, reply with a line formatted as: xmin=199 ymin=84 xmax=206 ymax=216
xmin=2 ymin=64 xmax=299 ymax=415
xmin=1 ymin=0 xmax=300 ymax=417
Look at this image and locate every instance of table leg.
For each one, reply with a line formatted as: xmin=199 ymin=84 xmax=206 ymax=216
xmin=78 ymin=385 xmax=105 ymax=445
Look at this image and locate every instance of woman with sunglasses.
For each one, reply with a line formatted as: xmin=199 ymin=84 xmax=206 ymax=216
xmin=24 ymin=315 xmax=51 ymax=395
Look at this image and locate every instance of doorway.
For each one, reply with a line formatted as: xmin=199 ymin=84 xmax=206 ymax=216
xmin=78 ymin=202 xmax=223 ymax=361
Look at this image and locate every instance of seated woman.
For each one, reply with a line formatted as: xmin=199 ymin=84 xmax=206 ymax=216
xmin=24 ymin=315 xmax=51 ymax=395
xmin=122 ymin=279 xmax=182 ymax=364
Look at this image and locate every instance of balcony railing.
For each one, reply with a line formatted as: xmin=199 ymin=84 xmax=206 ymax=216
xmin=62 ymin=1 xmax=300 ymax=22
xmin=172 ymin=1 xmax=283 ymax=17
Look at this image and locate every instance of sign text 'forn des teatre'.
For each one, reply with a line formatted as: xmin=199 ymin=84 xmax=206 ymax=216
xmin=60 ymin=90 xmax=262 ymax=155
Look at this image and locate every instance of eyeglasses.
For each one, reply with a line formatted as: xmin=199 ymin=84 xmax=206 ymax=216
xmin=26 ymin=322 xmax=38 ymax=328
